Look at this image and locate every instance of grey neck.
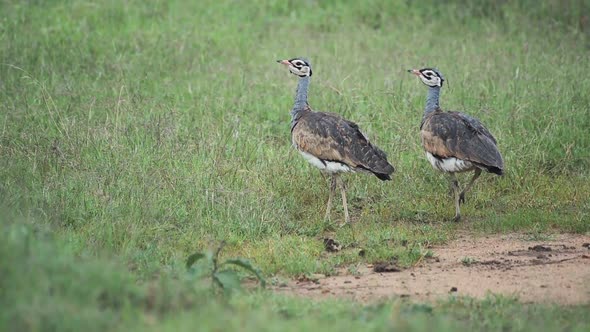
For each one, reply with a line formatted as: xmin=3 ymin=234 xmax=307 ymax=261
xmin=291 ymin=76 xmax=310 ymax=125
xmin=424 ymin=86 xmax=441 ymax=118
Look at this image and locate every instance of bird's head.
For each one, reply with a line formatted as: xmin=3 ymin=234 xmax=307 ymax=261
xmin=408 ymin=68 xmax=445 ymax=87
xmin=277 ymin=58 xmax=312 ymax=77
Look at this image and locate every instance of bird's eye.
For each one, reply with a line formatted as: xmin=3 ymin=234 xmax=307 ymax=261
xmin=424 ymin=71 xmax=437 ymax=79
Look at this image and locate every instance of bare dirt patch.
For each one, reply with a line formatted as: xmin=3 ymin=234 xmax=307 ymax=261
xmin=275 ymin=233 xmax=590 ymax=305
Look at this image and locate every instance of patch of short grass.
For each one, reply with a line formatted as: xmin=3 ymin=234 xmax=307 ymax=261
xmin=1 ymin=0 xmax=589 ymax=284
xmin=2 ymin=214 xmax=589 ymax=332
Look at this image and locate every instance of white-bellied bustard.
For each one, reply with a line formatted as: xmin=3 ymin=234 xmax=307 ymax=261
xmin=409 ymin=68 xmax=504 ymax=222
xmin=278 ymin=58 xmax=395 ymax=225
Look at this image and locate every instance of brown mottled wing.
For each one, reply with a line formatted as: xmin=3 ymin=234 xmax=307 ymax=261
xmin=421 ymin=110 xmax=504 ymax=174
xmin=292 ymin=111 xmax=394 ymax=180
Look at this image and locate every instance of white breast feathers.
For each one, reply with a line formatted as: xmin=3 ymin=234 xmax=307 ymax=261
xmin=426 ymin=152 xmax=474 ymax=173
xmin=299 ymin=151 xmax=352 ymax=174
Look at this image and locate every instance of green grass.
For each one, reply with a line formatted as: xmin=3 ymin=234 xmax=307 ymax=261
xmin=1 ymin=0 xmax=590 ymax=330
xmin=2 ymin=213 xmax=589 ymax=332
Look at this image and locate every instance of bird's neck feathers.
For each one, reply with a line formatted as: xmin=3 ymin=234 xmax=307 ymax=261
xmin=291 ymin=75 xmax=311 ymax=126
xmin=424 ymin=86 xmax=441 ymax=118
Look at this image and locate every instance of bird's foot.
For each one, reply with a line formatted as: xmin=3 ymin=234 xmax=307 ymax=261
xmin=448 ymin=187 xmax=455 ymax=197
xmin=324 ymin=207 xmax=332 ymax=222
xmin=453 ymin=214 xmax=461 ymax=222
xmin=338 ymin=218 xmax=351 ymax=228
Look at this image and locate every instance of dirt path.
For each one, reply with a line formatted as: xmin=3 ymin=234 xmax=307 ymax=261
xmin=275 ymin=234 xmax=590 ymax=305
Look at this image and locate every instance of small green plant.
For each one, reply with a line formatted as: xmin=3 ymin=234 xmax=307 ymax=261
xmin=186 ymin=241 xmax=266 ymax=294
xmin=461 ymin=257 xmax=478 ymax=266
xmin=400 ymin=244 xmax=435 ymax=267
xmin=522 ymin=231 xmax=554 ymax=242
xmin=347 ymin=264 xmax=361 ymax=276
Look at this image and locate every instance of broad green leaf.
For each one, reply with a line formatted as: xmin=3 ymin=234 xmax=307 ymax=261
xmin=213 ymin=270 xmax=241 ymax=294
xmin=185 ymin=252 xmax=206 ymax=269
xmin=205 ymin=250 xmax=214 ymax=264
xmin=221 ymin=258 xmax=266 ymax=288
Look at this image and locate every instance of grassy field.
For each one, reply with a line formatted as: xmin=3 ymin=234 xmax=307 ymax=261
xmin=2 ymin=215 xmax=589 ymax=331
xmin=1 ymin=0 xmax=590 ymax=330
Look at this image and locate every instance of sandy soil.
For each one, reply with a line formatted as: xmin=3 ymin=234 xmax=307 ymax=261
xmin=275 ymin=233 xmax=590 ymax=305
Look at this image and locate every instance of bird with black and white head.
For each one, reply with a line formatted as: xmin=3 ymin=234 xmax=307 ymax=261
xmin=278 ymin=58 xmax=312 ymax=77
xmin=410 ymin=68 xmax=444 ymax=87
xmin=277 ymin=57 xmax=395 ymax=225
xmin=408 ymin=67 xmax=503 ymax=222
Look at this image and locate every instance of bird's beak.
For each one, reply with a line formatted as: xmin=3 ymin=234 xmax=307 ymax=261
xmin=277 ymin=59 xmax=291 ymax=66
xmin=407 ymin=69 xmax=421 ymax=76
xmin=408 ymin=69 xmax=422 ymax=76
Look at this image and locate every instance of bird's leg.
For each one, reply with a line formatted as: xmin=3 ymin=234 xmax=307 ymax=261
xmin=447 ymin=182 xmax=455 ymax=197
xmin=338 ymin=175 xmax=350 ymax=226
xmin=459 ymin=169 xmax=482 ymax=205
xmin=324 ymin=174 xmax=337 ymax=222
xmin=449 ymin=173 xmax=461 ymax=222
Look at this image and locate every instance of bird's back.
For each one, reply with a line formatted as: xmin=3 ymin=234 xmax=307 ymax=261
xmin=292 ymin=110 xmax=394 ymax=180
xmin=421 ymin=110 xmax=503 ymax=175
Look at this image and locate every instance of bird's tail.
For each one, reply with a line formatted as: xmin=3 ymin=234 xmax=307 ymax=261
xmin=359 ymin=145 xmax=395 ymax=181
xmin=373 ymin=171 xmax=393 ymax=181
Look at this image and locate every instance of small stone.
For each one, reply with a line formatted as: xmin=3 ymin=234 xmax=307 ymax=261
xmin=323 ymin=238 xmax=342 ymax=252
xmin=528 ymin=245 xmax=551 ymax=252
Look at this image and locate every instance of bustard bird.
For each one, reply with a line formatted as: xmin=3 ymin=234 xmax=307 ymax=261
xmin=409 ymin=68 xmax=504 ymax=222
xmin=278 ymin=58 xmax=394 ymax=224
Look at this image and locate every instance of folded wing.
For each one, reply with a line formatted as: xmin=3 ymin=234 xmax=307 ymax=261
xmin=421 ymin=111 xmax=503 ymax=175
xmin=292 ymin=111 xmax=395 ymax=180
